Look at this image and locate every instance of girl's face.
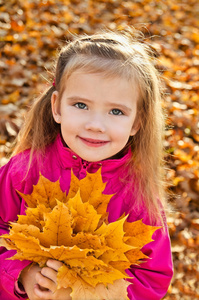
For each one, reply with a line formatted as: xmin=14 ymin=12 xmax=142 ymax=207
xmin=51 ymin=71 xmax=139 ymax=162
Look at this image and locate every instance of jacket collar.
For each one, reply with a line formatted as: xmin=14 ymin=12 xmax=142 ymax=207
xmin=54 ymin=134 xmax=131 ymax=179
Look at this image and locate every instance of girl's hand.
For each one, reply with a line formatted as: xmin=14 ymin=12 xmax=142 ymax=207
xmin=19 ymin=263 xmax=42 ymax=300
xmin=20 ymin=260 xmax=72 ymax=300
xmin=34 ymin=259 xmax=72 ymax=300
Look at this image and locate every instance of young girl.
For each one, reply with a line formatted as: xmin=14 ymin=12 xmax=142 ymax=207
xmin=0 ymin=29 xmax=173 ymax=300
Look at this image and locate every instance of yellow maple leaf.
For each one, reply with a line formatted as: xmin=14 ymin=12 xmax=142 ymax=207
xmin=67 ymin=169 xmax=112 ymax=221
xmin=66 ymin=171 xmax=81 ymax=200
xmin=0 ymin=170 xmax=161 ymax=300
xmin=38 ymin=200 xmax=73 ymax=247
xmin=124 ymin=219 xmax=161 ymax=248
xmin=67 ymin=191 xmax=101 ymax=233
xmin=17 ymin=204 xmax=51 ymax=230
xmin=18 ymin=174 xmax=66 ymax=209
xmin=69 ymin=278 xmax=130 ymax=300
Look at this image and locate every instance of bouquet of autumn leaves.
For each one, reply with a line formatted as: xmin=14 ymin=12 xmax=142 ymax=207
xmin=0 ymin=169 xmax=160 ymax=300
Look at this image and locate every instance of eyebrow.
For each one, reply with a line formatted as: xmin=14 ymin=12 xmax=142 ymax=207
xmin=67 ymin=96 xmax=93 ymax=103
xmin=67 ymin=96 xmax=133 ymax=113
xmin=108 ymin=102 xmax=133 ymax=113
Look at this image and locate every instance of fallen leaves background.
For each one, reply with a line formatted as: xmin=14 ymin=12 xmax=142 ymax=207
xmin=0 ymin=0 xmax=198 ymax=299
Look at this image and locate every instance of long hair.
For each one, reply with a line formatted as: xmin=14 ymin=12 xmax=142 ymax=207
xmin=12 ymin=29 xmax=167 ymax=225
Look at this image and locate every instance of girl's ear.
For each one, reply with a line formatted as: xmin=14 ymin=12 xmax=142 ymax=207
xmin=51 ymin=91 xmax=61 ymax=124
xmin=130 ymin=120 xmax=140 ymax=136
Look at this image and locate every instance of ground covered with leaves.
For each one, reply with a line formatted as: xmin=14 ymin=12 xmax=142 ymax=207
xmin=0 ymin=0 xmax=199 ymax=299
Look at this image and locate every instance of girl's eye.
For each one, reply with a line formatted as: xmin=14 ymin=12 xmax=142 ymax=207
xmin=110 ymin=109 xmax=123 ymax=115
xmin=74 ymin=102 xmax=87 ymax=110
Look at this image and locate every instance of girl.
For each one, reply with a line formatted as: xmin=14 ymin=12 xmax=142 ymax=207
xmin=0 ymin=29 xmax=173 ymax=300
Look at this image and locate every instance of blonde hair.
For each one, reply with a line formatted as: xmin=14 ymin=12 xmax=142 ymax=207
xmin=12 ymin=29 xmax=167 ymax=225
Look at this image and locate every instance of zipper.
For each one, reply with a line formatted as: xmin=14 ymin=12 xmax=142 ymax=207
xmin=82 ymin=160 xmax=89 ymax=169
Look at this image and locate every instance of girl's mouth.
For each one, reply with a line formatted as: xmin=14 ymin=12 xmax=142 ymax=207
xmin=79 ymin=137 xmax=109 ymax=147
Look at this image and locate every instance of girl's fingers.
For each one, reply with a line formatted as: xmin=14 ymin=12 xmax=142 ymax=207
xmin=46 ymin=259 xmax=63 ymax=271
xmin=34 ymin=283 xmax=55 ymax=299
xmin=35 ymin=270 xmax=57 ymax=293
xmin=34 ymin=283 xmax=72 ymax=300
xmin=34 ymin=261 xmax=70 ymax=299
xmin=41 ymin=266 xmax=58 ymax=284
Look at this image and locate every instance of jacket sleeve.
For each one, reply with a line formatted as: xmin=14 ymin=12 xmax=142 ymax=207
xmin=126 ymin=222 xmax=173 ymax=300
xmin=0 ymin=160 xmax=31 ymax=299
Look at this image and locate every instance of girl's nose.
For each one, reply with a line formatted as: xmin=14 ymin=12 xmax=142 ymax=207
xmin=85 ymin=115 xmax=106 ymax=133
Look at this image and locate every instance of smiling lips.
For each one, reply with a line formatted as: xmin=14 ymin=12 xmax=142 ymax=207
xmin=79 ymin=137 xmax=109 ymax=147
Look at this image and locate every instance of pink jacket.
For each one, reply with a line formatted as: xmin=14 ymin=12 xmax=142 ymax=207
xmin=0 ymin=135 xmax=173 ymax=299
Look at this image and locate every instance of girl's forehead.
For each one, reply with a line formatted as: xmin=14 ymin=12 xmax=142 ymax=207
xmin=61 ymin=68 xmax=139 ymax=93
xmin=62 ymin=62 xmax=137 ymax=84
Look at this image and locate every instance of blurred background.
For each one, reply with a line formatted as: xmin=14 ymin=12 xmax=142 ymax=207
xmin=0 ymin=0 xmax=199 ymax=299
